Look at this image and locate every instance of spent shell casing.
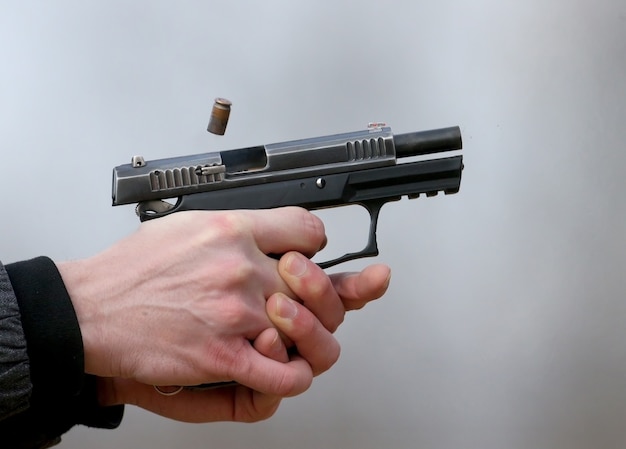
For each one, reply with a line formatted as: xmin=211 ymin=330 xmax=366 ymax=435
xmin=207 ymin=97 xmax=232 ymax=135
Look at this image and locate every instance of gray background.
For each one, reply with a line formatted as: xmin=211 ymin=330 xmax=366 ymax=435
xmin=2 ymin=1 xmax=626 ymax=448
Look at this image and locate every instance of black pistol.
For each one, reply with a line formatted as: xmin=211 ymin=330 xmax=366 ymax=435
xmin=112 ymin=124 xmax=463 ymax=268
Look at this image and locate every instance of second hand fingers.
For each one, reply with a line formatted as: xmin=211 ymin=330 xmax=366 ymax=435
xmin=330 ymin=264 xmax=392 ymax=310
xmin=266 ymin=293 xmax=340 ymax=376
xmin=253 ymin=327 xmax=289 ymax=363
xmin=278 ymin=251 xmax=345 ymax=333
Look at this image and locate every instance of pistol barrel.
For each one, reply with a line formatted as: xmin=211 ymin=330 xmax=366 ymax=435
xmin=394 ymin=126 xmax=462 ymax=158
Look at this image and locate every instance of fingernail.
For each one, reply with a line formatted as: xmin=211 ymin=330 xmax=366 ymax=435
xmin=269 ymin=329 xmax=283 ymax=352
xmin=319 ymin=236 xmax=328 ymax=251
xmin=285 ymin=253 xmax=307 ymax=277
xmin=276 ymin=295 xmax=298 ymax=319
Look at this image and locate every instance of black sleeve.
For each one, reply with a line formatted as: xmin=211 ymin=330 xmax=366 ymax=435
xmin=0 ymin=261 xmax=31 ymax=421
xmin=2 ymin=257 xmax=123 ymax=448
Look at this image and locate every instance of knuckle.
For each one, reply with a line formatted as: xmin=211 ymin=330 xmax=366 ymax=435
xmin=292 ymin=269 xmax=345 ymax=332
xmin=279 ymin=370 xmax=313 ymax=397
xmin=208 ymin=211 xmax=250 ymax=242
xmin=311 ymin=340 xmax=340 ymax=376
xmin=242 ymin=407 xmax=276 ymax=423
xmin=271 ymin=371 xmax=299 ymax=396
xmin=307 ymin=276 xmax=331 ymax=300
xmin=328 ymin=312 xmax=345 ymax=333
xmin=218 ymin=296 xmax=256 ymax=330
xmin=220 ymin=344 xmax=251 ymax=379
xmin=291 ymin=261 xmax=330 ymax=296
xmin=292 ymin=309 xmax=317 ymax=336
xmin=223 ymin=257 xmax=256 ymax=287
xmin=292 ymin=207 xmax=326 ymax=248
xmin=198 ymin=341 xmax=244 ymax=381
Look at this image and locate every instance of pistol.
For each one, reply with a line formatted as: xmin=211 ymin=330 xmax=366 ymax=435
xmin=112 ymin=125 xmax=463 ymax=268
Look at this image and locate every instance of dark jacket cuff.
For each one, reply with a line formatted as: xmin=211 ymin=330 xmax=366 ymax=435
xmin=5 ymin=256 xmax=84 ymax=401
xmin=4 ymin=257 xmax=123 ymax=443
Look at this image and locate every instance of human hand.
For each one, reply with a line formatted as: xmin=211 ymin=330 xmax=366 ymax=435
xmin=96 ymin=252 xmax=390 ymax=423
xmin=57 ymin=207 xmax=327 ymax=390
xmin=277 ymin=251 xmax=391 ymax=332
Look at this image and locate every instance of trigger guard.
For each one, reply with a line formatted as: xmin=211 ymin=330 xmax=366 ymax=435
xmin=136 ymin=200 xmax=175 ymax=221
xmin=316 ymin=199 xmax=386 ymax=269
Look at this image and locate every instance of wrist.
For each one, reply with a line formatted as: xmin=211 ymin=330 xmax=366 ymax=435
xmin=56 ymin=258 xmax=107 ymax=377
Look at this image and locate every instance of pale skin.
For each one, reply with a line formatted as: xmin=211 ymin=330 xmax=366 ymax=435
xmin=57 ymin=207 xmax=391 ymax=424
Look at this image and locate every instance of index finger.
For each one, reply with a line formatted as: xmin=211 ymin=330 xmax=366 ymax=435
xmin=246 ymin=207 xmax=327 ymax=258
